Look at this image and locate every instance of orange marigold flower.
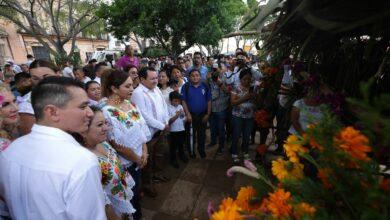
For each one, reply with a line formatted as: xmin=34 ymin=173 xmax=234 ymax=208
xmin=262 ymin=189 xmax=292 ymax=218
xmin=235 ymin=186 xmax=260 ymax=211
xmin=256 ymin=144 xmax=267 ymax=155
xmin=212 ymin=202 xmax=243 ymax=220
xmin=283 ymin=135 xmax=308 ymax=163
xmin=310 ymin=138 xmax=324 ymax=151
xmin=219 ymin=197 xmax=236 ymax=210
xmin=272 ymin=158 xmax=304 ymax=181
xmin=294 ymin=202 xmax=316 ymax=218
xmin=317 ymin=168 xmax=332 ymax=189
xmin=379 ymin=178 xmax=390 ymax=193
xmin=335 ymin=126 xmax=371 ymax=161
xmin=219 ymin=197 xmax=236 ymax=211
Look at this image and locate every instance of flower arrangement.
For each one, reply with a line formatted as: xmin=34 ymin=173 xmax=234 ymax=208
xmin=211 ymin=110 xmax=389 ymax=219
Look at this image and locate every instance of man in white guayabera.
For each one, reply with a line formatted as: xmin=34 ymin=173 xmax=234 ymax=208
xmin=0 ymin=77 xmax=106 ymax=219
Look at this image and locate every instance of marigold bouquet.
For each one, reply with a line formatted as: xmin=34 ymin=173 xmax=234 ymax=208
xmin=211 ymin=110 xmax=389 ymax=219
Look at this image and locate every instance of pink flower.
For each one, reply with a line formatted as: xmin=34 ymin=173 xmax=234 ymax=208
xmin=207 ymin=202 xmax=215 ymax=217
xmin=0 ymin=95 xmax=4 ymax=106
xmin=226 ymin=167 xmax=234 ymax=177
xmin=244 ymin=160 xmax=257 ymax=172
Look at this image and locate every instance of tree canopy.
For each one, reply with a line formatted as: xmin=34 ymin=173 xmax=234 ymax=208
xmin=0 ymin=0 xmax=103 ymax=64
xmin=98 ymin=0 xmax=246 ymax=57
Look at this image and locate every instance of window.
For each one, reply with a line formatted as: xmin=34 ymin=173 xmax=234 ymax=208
xmin=32 ymin=46 xmax=50 ymax=61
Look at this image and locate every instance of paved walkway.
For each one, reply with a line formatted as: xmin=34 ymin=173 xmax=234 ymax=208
xmin=141 ymin=134 xmax=258 ymax=220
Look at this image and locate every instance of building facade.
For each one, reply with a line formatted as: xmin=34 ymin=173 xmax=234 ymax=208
xmin=0 ymin=19 xmax=109 ymax=66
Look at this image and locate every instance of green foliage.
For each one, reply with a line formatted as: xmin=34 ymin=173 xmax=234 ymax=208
xmin=347 ymin=78 xmax=390 ymax=163
xmin=143 ymin=46 xmax=168 ymax=58
xmin=241 ymin=0 xmax=390 ymax=96
xmin=98 ymin=0 xmax=246 ymax=56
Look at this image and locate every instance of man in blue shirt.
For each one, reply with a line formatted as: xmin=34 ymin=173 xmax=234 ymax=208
xmin=182 ymin=69 xmax=211 ymax=158
xmin=185 ymin=52 xmax=208 ymax=81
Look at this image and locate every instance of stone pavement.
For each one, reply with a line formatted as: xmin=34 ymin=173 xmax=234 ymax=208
xmin=140 ymin=136 xmax=257 ymax=220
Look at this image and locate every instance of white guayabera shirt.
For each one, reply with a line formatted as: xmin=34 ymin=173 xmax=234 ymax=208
xmin=0 ymin=124 xmax=106 ymax=220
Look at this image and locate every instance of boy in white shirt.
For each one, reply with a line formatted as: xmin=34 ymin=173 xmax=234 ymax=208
xmin=168 ymin=91 xmax=188 ymax=168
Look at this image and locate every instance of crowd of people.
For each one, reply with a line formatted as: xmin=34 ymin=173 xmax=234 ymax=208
xmin=0 ymin=45 xmax=333 ymax=219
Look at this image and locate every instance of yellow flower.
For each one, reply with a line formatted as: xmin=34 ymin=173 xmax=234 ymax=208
xmin=261 ymin=189 xmax=292 ymax=218
xmin=283 ymin=135 xmax=308 ymax=163
xmin=294 ymin=202 xmax=316 ymax=218
xmin=118 ymin=111 xmax=127 ymax=120
xmin=235 ymin=186 xmax=259 ymax=211
xmin=334 ymin=126 xmax=371 ymax=161
xmin=212 ymin=202 xmax=242 ymax=220
xmin=272 ymin=158 xmax=304 ymax=181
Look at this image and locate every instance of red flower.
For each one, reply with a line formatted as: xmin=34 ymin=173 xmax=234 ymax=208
xmin=257 ymin=144 xmax=267 ymax=155
xmin=254 ymin=110 xmax=271 ymax=128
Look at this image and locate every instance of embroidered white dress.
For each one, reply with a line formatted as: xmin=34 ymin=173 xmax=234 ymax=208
xmin=102 ymin=100 xmax=151 ymax=167
xmin=98 ymin=142 xmax=136 ymax=215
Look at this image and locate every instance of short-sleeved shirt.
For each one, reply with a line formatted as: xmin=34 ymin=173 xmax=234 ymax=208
xmin=181 ymin=82 xmax=211 ymax=115
xmin=115 ymin=55 xmax=139 ymax=70
xmin=231 ymin=86 xmax=256 ymax=119
xmin=168 ymin=104 xmax=185 ymax=132
xmin=289 ymin=99 xmax=325 ymax=135
xmin=209 ymin=79 xmax=230 ymax=113
xmin=62 ymin=66 xmax=74 ymax=78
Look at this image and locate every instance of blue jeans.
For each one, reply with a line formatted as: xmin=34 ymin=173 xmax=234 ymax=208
xmin=210 ymin=110 xmax=227 ymax=149
xmin=231 ymin=115 xmax=254 ymax=155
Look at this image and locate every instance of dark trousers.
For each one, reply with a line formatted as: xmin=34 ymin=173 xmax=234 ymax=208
xmin=127 ymin=164 xmax=142 ymax=220
xmin=169 ymin=131 xmax=186 ymax=161
xmin=276 ymin=104 xmax=291 ymax=149
xmin=190 ymin=113 xmax=207 ymax=155
xmin=210 ymin=110 xmax=227 ymax=149
xmin=231 ymin=116 xmax=254 ymax=155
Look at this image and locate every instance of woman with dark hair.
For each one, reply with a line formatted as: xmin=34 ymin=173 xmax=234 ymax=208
xmin=75 ymin=105 xmax=136 ymax=219
xmin=18 ymin=59 xmax=60 ymax=135
xmin=170 ymin=65 xmax=187 ymax=94
xmin=124 ymin=64 xmax=140 ymax=89
xmin=230 ymin=68 xmax=256 ymax=164
xmin=101 ymin=69 xmax=150 ymax=220
xmin=158 ymin=70 xmax=173 ymax=104
xmin=85 ymin=81 xmax=101 ymax=106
